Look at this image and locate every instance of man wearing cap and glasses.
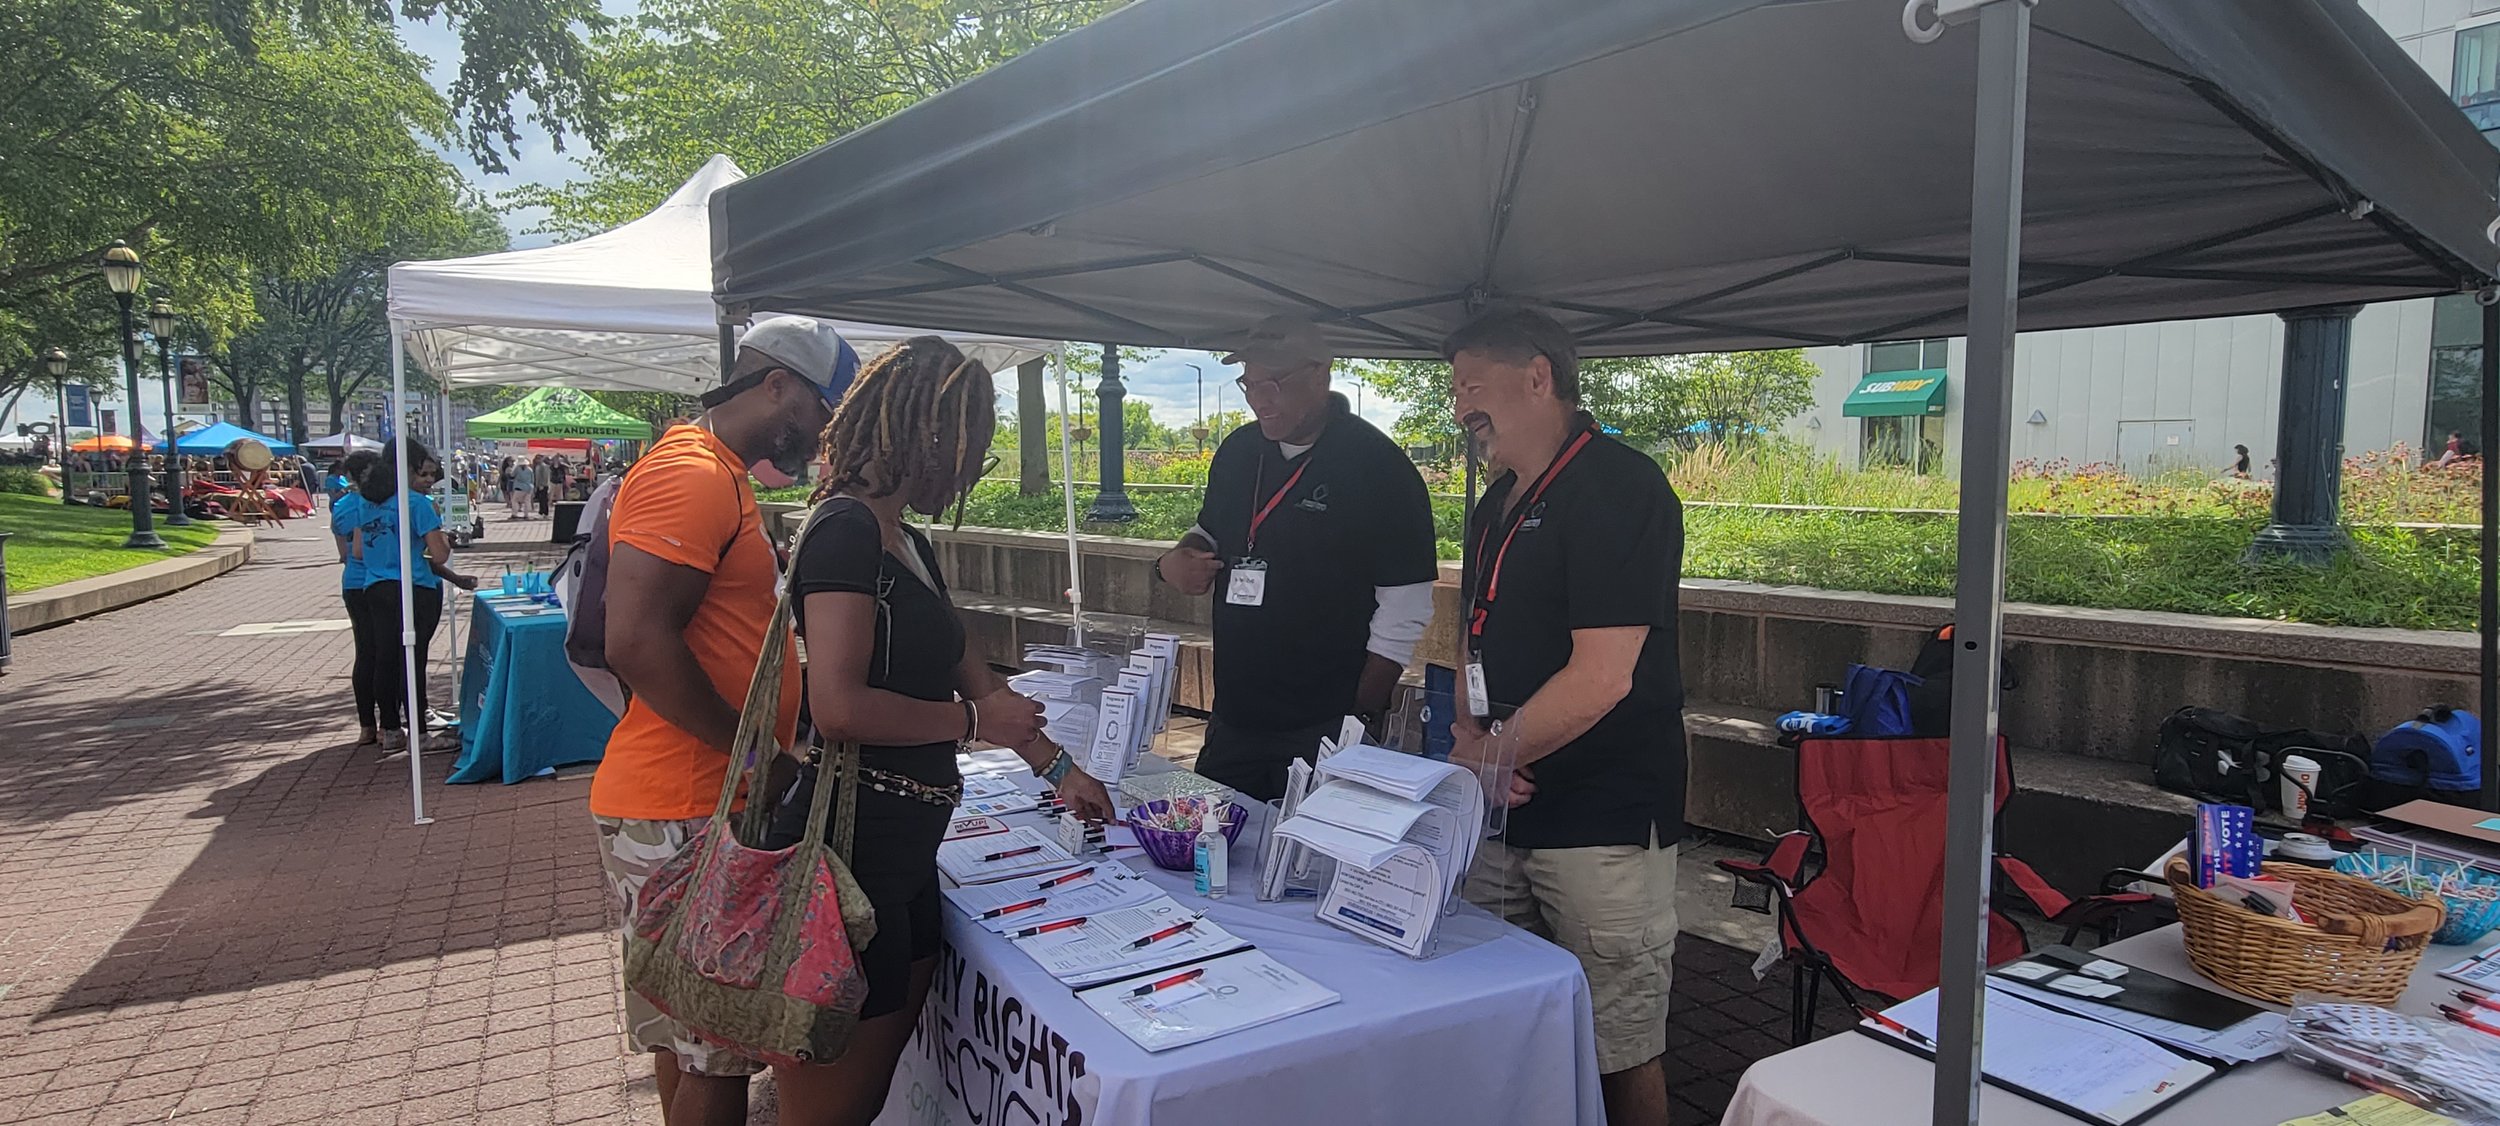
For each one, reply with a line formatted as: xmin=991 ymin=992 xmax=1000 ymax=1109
xmin=590 ymin=315 xmax=857 ymax=1124
xmin=1157 ymin=315 xmax=1439 ymax=801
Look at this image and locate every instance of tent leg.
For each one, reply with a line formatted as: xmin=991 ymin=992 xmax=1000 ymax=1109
xmin=392 ymin=325 xmax=433 ymax=827
xmin=2482 ymin=295 xmax=2497 ymax=813
xmin=1054 ymin=353 xmax=1085 ymax=646
xmin=1936 ymin=4 xmax=2030 ymax=1125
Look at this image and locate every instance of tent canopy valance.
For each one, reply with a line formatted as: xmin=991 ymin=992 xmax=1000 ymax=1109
xmin=388 ymin=155 xmax=1061 ymax=396
xmin=302 ymin=432 xmax=382 ymax=453
xmin=464 ymin=387 xmax=653 ymax=441
xmin=712 ymin=0 xmax=2499 ymax=359
xmin=157 ymin=422 xmax=294 ymax=455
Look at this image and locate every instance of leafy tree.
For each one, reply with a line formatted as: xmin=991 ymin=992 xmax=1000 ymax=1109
xmin=512 ymin=0 xmax=1122 ymax=236
xmin=192 ymin=0 xmax=610 ymax=173
xmin=1353 ymin=349 xmax=1821 ymax=455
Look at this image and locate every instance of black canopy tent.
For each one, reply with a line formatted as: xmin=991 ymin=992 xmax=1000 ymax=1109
xmin=713 ymin=0 xmax=2500 ymax=1120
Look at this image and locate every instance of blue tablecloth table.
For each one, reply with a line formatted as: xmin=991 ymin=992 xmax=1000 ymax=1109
xmin=449 ymin=593 xmax=614 ymax=784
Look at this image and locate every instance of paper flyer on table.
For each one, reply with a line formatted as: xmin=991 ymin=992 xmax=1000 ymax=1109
xmin=1317 ymin=847 xmax=1444 ymax=957
xmin=941 ymin=860 xmax=1161 ymax=931
xmin=1295 ymin=780 xmax=1435 ymax=840
xmin=1007 ymin=897 xmax=1248 ymax=987
xmin=1861 ymin=988 xmax=2215 ymax=1126
xmin=1985 ymin=976 xmax=2283 ymax=1065
xmin=1074 ymin=949 xmax=1341 ymax=1053
xmin=1085 ymin=688 xmax=1140 ymax=785
xmin=1271 ymin=815 xmax=1408 ymax=869
xmin=1142 ymin=634 xmax=1180 ymax=733
xmin=936 ymin=825 xmax=1078 ymax=885
xmin=957 ymin=791 xmax=1039 ymax=818
xmin=958 ymin=772 xmax=1021 ymax=801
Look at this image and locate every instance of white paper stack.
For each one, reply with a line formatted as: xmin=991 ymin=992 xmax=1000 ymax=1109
xmin=935 ymin=825 xmax=1080 ymax=885
xmin=1008 ymin=896 xmax=1248 ymax=987
xmin=1075 ymin=949 xmax=1341 ymax=1052
xmin=1139 ymin=634 xmax=1180 ymax=734
xmin=1084 ymin=687 xmax=1146 ymax=785
xmin=1268 ymin=743 xmax=1485 ymax=955
xmin=940 ymin=859 xmax=1163 ymax=932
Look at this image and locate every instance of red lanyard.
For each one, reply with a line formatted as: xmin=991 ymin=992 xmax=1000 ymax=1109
xmin=1469 ymin=429 xmax=1595 ymax=642
xmin=1246 ymin=455 xmax=1311 ymax=554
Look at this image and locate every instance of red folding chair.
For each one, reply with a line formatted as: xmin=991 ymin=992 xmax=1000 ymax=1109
xmin=1716 ymin=736 xmax=2153 ymax=1045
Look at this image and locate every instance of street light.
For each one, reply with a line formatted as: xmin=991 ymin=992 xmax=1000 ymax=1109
xmin=46 ymin=348 xmax=70 ymax=505
xmin=100 ymin=241 xmax=162 ymax=548
xmin=1186 ymin=362 xmax=1209 ymax=453
xmin=147 ymin=297 xmax=190 ymax=526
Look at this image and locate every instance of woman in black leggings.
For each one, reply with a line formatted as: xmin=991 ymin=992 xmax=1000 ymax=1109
xmin=353 ymin=440 xmax=477 ymax=752
xmin=330 ymin=450 xmax=383 ymax=744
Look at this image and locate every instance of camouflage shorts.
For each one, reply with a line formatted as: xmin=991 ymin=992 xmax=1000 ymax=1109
xmin=591 ymin=815 xmax=766 ymax=1077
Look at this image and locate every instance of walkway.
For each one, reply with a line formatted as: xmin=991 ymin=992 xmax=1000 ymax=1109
xmin=0 ymin=500 xmax=1829 ymax=1126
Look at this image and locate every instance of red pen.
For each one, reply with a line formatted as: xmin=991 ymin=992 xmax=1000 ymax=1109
xmin=1036 ymin=867 xmax=1095 ymax=890
xmin=982 ymin=844 xmax=1043 ymax=863
xmin=1011 ymin=916 xmax=1087 ymax=938
xmin=980 ymin=897 xmax=1047 ymax=920
xmin=1127 ymin=968 xmax=1205 ymax=997
xmin=1126 ymin=918 xmax=1199 ymax=949
xmin=1859 ymin=1007 xmax=1934 ymax=1047
xmin=2439 ymin=1004 xmax=2500 ymax=1039
xmin=2458 ymin=989 xmax=2500 ymax=1014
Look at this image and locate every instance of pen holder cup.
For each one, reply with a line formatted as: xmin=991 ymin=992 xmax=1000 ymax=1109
xmin=1127 ymin=801 xmax=1245 ymax=872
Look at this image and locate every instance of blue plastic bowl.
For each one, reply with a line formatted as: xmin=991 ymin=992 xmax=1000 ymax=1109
xmin=2336 ymin=850 xmax=2500 ymax=945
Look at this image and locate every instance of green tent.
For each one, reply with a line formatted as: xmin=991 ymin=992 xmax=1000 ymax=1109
xmin=463 ymin=387 xmax=653 ymax=440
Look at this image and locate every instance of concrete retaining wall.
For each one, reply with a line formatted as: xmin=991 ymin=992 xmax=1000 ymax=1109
xmin=8 ymin=523 xmax=255 ymax=634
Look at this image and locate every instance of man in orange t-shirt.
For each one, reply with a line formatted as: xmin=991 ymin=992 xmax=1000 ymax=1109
xmin=589 ymin=316 xmax=857 ymax=1125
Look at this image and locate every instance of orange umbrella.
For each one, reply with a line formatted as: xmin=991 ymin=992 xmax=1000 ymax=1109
xmin=70 ymin=435 xmax=137 ymax=452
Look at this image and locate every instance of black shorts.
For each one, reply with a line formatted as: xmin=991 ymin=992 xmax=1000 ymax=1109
xmin=764 ymin=763 xmax=951 ymax=1020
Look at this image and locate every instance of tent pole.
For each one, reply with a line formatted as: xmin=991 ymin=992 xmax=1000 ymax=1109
xmin=2481 ymin=294 xmax=2497 ymax=813
xmin=1055 ymin=351 xmax=1085 ymax=646
xmin=1935 ymin=3 xmax=2030 ymax=1124
xmin=392 ymin=323 xmax=432 ymax=826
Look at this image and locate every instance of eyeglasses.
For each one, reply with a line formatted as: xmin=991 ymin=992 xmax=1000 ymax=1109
xmin=1235 ymin=363 xmax=1321 ymax=396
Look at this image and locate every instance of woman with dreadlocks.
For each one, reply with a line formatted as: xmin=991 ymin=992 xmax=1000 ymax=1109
xmin=767 ymin=335 xmax=1114 ymax=1123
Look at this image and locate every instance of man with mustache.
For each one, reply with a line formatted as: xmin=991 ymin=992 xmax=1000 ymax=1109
xmin=590 ymin=315 xmax=857 ymax=1124
xmin=1446 ymin=305 xmax=1686 ymax=1126
xmin=1158 ymin=314 xmax=1439 ymax=801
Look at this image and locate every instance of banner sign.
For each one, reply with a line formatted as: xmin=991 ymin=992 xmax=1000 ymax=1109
xmin=100 ymin=408 xmax=117 ymax=436
xmin=65 ymin=383 xmax=92 ymax=427
xmin=178 ymin=356 xmax=212 ymax=411
xmin=880 ymin=940 xmax=1100 ymax=1126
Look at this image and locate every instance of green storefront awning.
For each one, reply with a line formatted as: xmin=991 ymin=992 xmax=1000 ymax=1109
xmin=1842 ymin=370 xmax=1948 ymax=417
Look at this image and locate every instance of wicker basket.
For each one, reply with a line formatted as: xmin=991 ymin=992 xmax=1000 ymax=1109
xmin=2165 ymin=857 xmax=2444 ymax=1004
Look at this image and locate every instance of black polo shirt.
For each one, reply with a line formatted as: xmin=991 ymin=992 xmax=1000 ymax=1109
xmin=1468 ymin=427 xmax=1686 ymax=850
xmin=1194 ymin=395 xmax=1438 ymax=732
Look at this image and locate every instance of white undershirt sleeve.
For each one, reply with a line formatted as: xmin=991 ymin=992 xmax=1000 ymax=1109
xmin=1366 ymin=580 xmax=1438 ymax=668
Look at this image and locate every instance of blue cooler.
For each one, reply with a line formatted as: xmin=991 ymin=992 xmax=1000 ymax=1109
xmin=2372 ymin=706 xmax=2482 ymax=796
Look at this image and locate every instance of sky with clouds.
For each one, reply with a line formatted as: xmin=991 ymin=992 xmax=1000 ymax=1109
xmin=391 ymin=7 xmax=1413 ymax=433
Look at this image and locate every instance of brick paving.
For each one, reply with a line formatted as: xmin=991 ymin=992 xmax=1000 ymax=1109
xmin=0 ymin=498 xmax=1835 ymax=1126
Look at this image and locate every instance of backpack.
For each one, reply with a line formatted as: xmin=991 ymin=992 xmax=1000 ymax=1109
xmin=2365 ymin=706 xmax=2484 ymax=809
xmin=2247 ymin=728 xmax=2373 ymax=819
xmin=556 ymin=475 xmax=628 ymax=716
xmin=1903 ymin=624 xmax=2019 ymax=738
xmin=2152 ymin=706 xmax=2268 ymax=808
xmin=1839 ymin=664 xmax=1920 ymax=737
xmin=557 ymin=455 xmax=752 ymax=717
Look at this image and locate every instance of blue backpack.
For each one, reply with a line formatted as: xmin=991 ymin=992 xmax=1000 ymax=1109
xmin=1840 ymin=664 xmax=1922 ymax=738
xmin=2371 ymin=706 xmax=2482 ymax=799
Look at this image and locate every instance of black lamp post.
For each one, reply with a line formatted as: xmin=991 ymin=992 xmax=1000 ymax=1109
xmin=1084 ymin=344 xmax=1139 ymax=522
xmin=100 ymin=241 xmax=162 ymax=549
xmin=46 ymin=348 xmax=71 ymax=506
xmin=147 ymin=297 xmax=190 ymax=526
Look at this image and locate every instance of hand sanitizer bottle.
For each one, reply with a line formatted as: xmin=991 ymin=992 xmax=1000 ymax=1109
xmin=1193 ymin=804 xmax=1229 ymax=899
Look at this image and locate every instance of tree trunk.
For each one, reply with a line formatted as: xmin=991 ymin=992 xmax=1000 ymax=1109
xmin=1017 ymin=358 xmax=1049 ymax=496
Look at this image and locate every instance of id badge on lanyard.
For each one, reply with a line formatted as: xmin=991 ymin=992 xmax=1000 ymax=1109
xmin=1232 ymin=453 xmax=1309 ymax=611
xmin=1226 ymin=559 xmax=1269 ymax=606
xmin=1465 ymin=429 xmax=1595 ymax=721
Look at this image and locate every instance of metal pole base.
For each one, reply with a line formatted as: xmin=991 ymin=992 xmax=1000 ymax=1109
xmin=1084 ymin=492 xmax=1140 ymax=523
xmin=122 ymin=530 xmax=166 ymax=549
xmin=2245 ymin=523 xmax=2347 ymax=566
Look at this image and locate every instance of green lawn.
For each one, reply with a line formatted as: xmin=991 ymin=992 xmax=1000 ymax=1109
xmin=0 ymin=494 xmax=222 ymax=593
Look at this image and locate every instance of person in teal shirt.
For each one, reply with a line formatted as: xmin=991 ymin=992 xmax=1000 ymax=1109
xmin=329 ymin=450 xmax=382 ymax=746
xmin=356 ymin=440 xmax=476 ymax=752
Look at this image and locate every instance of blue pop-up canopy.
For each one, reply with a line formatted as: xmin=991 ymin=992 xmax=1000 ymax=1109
xmin=156 ymin=421 xmax=295 ymax=455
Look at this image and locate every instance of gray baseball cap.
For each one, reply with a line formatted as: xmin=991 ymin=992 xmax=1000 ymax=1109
xmin=738 ymin=315 xmax=860 ymax=407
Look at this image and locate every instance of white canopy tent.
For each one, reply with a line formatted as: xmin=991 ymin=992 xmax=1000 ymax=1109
xmin=379 ymin=155 xmax=1074 ymax=827
xmin=301 ymin=432 xmax=381 ymax=454
xmin=388 ymin=154 xmax=1058 ymax=392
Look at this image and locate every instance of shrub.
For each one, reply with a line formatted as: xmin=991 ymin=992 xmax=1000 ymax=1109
xmin=0 ymin=466 xmax=49 ymax=496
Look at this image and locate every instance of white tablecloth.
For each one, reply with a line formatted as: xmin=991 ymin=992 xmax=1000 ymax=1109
xmin=1720 ymin=923 xmax=2471 ymax=1125
xmin=874 ymin=752 xmax=1606 ymax=1126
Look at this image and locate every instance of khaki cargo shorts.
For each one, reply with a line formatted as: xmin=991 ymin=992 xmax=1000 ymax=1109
xmin=592 ymin=815 xmax=766 ymax=1077
xmin=1464 ymin=834 xmax=1678 ymax=1074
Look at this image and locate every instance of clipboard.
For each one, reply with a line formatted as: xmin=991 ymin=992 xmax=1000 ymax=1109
xmin=1994 ymin=944 xmax=2265 ymax=1033
xmin=1855 ymin=990 xmax=2224 ymax=1126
